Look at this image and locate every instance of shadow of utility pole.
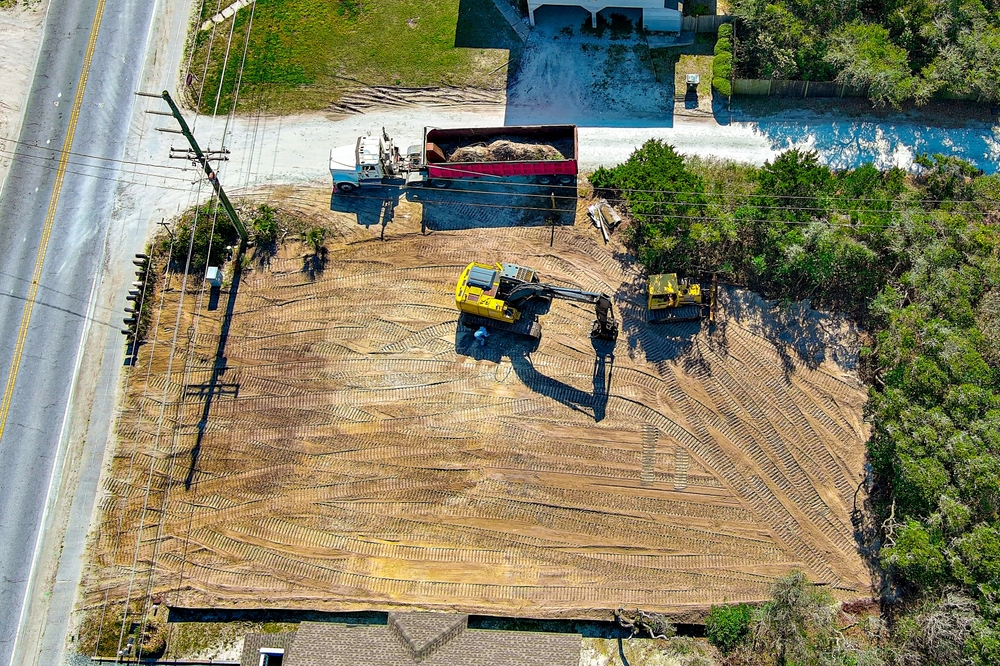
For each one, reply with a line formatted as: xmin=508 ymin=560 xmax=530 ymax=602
xmin=618 ymin=637 xmax=631 ymax=666
xmin=184 ymin=249 xmax=244 ymax=490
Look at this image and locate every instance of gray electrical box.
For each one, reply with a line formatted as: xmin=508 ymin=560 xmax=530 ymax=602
xmin=206 ymin=266 xmax=223 ymax=287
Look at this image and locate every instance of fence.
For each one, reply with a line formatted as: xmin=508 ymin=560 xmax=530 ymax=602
xmin=680 ymin=15 xmax=731 ymax=33
xmin=732 ymin=79 xmax=867 ymax=98
xmin=731 ymin=78 xmax=985 ymax=101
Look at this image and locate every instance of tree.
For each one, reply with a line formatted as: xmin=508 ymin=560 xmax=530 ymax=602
xmin=590 ymin=140 xmax=707 ymax=274
xmin=706 ymin=603 xmax=752 ymax=654
xmin=881 ymin=520 xmax=948 ymax=588
xmin=825 ymin=23 xmax=917 ymax=107
xmin=753 ymin=571 xmax=839 ymax=666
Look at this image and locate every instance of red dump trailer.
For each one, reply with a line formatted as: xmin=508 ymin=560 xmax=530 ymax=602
xmin=423 ymin=125 xmax=578 ymax=186
xmin=329 ymin=125 xmax=578 ymax=192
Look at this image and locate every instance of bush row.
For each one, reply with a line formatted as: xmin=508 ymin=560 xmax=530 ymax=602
xmin=712 ymin=24 xmax=733 ymax=97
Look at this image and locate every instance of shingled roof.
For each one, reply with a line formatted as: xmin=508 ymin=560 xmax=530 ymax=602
xmin=240 ymin=613 xmax=581 ymax=666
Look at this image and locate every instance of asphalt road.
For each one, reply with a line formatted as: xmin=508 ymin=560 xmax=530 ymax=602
xmin=0 ymin=0 xmax=156 ymax=663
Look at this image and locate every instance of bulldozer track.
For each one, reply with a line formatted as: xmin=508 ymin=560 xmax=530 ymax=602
xmin=89 ymin=192 xmax=871 ymax=618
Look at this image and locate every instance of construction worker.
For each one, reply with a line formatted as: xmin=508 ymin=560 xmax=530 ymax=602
xmin=474 ymin=326 xmax=490 ymax=347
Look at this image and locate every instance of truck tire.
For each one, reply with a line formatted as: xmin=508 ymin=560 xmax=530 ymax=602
xmin=557 ymin=175 xmax=576 ymax=186
xmin=535 ymin=175 xmax=553 ymax=185
xmin=336 ymin=182 xmax=357 ymax=193
xmin=430 ymin=179 xmax=450 ymax=188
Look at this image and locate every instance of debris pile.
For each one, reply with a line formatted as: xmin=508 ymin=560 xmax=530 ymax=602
xmin=450 ymin=139 xmax=564 ymax=163
xmin=587 ymin=198 xmax=623 ymax=243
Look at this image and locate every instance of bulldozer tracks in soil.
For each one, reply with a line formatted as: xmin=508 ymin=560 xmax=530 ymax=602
xmin=87 ymin=189 xmax=870 ymax=621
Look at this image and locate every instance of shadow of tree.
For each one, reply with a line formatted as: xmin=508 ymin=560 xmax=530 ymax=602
xmin=721 ymin=287 xmax=862 ymax=374
xmin=302 ymin=247 xmax=328 ymax=280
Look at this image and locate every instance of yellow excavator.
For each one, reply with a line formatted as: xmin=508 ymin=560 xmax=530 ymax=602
xmin=647 ymin=273 xmax=717 ymax=325
xmin=455 ymin=262 xmax=618 ymax=341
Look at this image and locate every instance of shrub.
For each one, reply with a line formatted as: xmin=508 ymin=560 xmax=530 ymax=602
xmin=137 ymin=616 xmax=167 ymax=658
xmin=705 ymin=603 xmax=752 ymax=654
xmin=713 ymin=51 xmax=733 ymax=73
xmin=303 ymin=226 xmax=327 ymax=253
xmin=712 ymin=50 xmax=733 ymax=96
xmin=251 ymin=204 xmax=279 ymax=247
xmin=159 ymin=201 xmax=238 ymax=273
xmin=714 ymin=37 xmax=732 ymax=56
xmin=717 ymin=22 xmax=733 ymax=40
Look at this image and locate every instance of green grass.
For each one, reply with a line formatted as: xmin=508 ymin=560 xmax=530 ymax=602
xmin=649 ymin=34 xmax=717 ymax=86
xmin=675 ymin=54 xmax=713 ymax=97
xmin=187 ymin=0 xmax=521 ymax=114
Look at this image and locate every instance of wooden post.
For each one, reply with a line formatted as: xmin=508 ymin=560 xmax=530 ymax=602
xmin=159 ymin=90 xmax=247 ymax=243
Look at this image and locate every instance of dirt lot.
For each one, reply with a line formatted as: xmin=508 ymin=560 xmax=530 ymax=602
xmin=85 ymin=186 xmax=870 ymax=626
xmin=504 ymin=7 xmax=674 ymax=127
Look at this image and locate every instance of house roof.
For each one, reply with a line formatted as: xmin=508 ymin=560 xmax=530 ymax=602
xmin=240 ymin=632 xmax=295 ymax=666
xmin=240 ymin=613 xmax=581 ymax=666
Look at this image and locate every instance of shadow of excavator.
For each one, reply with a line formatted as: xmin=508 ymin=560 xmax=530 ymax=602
xmin=454 ymin=325 xmax=615 ymax=422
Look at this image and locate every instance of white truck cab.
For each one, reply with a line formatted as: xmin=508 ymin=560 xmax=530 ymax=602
xmin=330 ymin=128 xmax=426 ymax=193
xmin=329 ymin=135 xmax=387 ymax=192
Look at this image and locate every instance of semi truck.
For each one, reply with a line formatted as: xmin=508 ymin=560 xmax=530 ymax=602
xmin=329 ymin=125 xmax=578 ymax=193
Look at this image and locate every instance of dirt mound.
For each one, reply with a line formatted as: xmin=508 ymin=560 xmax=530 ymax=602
xmin=450 ymin=139 xmax=564 ymax=162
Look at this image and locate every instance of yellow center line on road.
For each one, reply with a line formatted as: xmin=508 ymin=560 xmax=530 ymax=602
xmin=0 ymin=0 xmax=108 ymax=442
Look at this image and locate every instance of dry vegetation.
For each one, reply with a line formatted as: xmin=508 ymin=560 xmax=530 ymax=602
xmin=84 ymin=187 xmax=871 ymax=638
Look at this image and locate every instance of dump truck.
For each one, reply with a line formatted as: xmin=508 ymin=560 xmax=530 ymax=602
xmin=455 ymin=262 xmax=618 ymax=342
xmin=330 ymin=125 xmax=578 ymax=193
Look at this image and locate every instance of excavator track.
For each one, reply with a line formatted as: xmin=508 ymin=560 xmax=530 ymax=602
xmin=648 ymin=305 xmax=704 ymax=325
xmin=460 ymin=312 xmax=542 ymax=340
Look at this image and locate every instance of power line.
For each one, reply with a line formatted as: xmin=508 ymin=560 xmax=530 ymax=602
xmin=0 ymin=133 xmax=197 ymax=173
xmin=0 ymin=149 xmax=208 ymax=193
xmin=339 ymin=191 xmax=986 ymax=228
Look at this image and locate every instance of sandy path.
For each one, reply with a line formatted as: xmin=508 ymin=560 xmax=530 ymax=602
xmin=0 ymin=1 xmax=48 ymax=193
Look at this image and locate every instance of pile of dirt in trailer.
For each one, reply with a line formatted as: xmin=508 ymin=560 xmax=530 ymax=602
xmin=85 ymin=193 xmax=871 ymax=621
xmin=449 ymin=138 xmax=565 ymax=162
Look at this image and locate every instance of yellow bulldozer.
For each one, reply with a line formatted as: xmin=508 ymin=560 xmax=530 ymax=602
xmin=647 ymin=272 xmax=717 ymax=325
xmin=455 ymin=262 xmax=618 ymax=341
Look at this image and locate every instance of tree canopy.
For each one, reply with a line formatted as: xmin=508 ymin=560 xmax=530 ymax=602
xmin=594 ymin=141 xmax=1000 ymax=664
xmin=730 ymin=0 xmax=1000 ymax=105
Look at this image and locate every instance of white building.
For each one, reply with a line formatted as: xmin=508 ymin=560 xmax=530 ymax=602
xmin=527 ymin=0 xmax=682 ymax=32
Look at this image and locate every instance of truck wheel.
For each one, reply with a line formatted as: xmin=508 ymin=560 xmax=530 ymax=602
xmin=430 ymin=179 xmax=450 ymax=189
xmin=557 ymin=175 xmax=576 ymax=186
xmin=536 ymin=175 xmax=553 ymax=185
xmin=336 ymin=182 xmax=356 ymax=193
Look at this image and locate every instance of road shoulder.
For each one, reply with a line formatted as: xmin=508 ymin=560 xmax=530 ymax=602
xmin=0 ymin=0 xmax=51 ymax=194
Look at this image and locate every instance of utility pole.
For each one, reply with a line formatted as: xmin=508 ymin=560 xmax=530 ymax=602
xmin=137 ymin=90 xmax=247 ymax=243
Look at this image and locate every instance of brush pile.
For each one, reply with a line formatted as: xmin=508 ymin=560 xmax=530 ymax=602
xmin=450 ymin=139 xmax=564 ymax=162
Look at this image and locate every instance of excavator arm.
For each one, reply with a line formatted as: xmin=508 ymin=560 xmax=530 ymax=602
xmin=505 ymin=282 xmax=604 ymax=305
xmin=506 ymin=282 xmax=618 ymax=342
